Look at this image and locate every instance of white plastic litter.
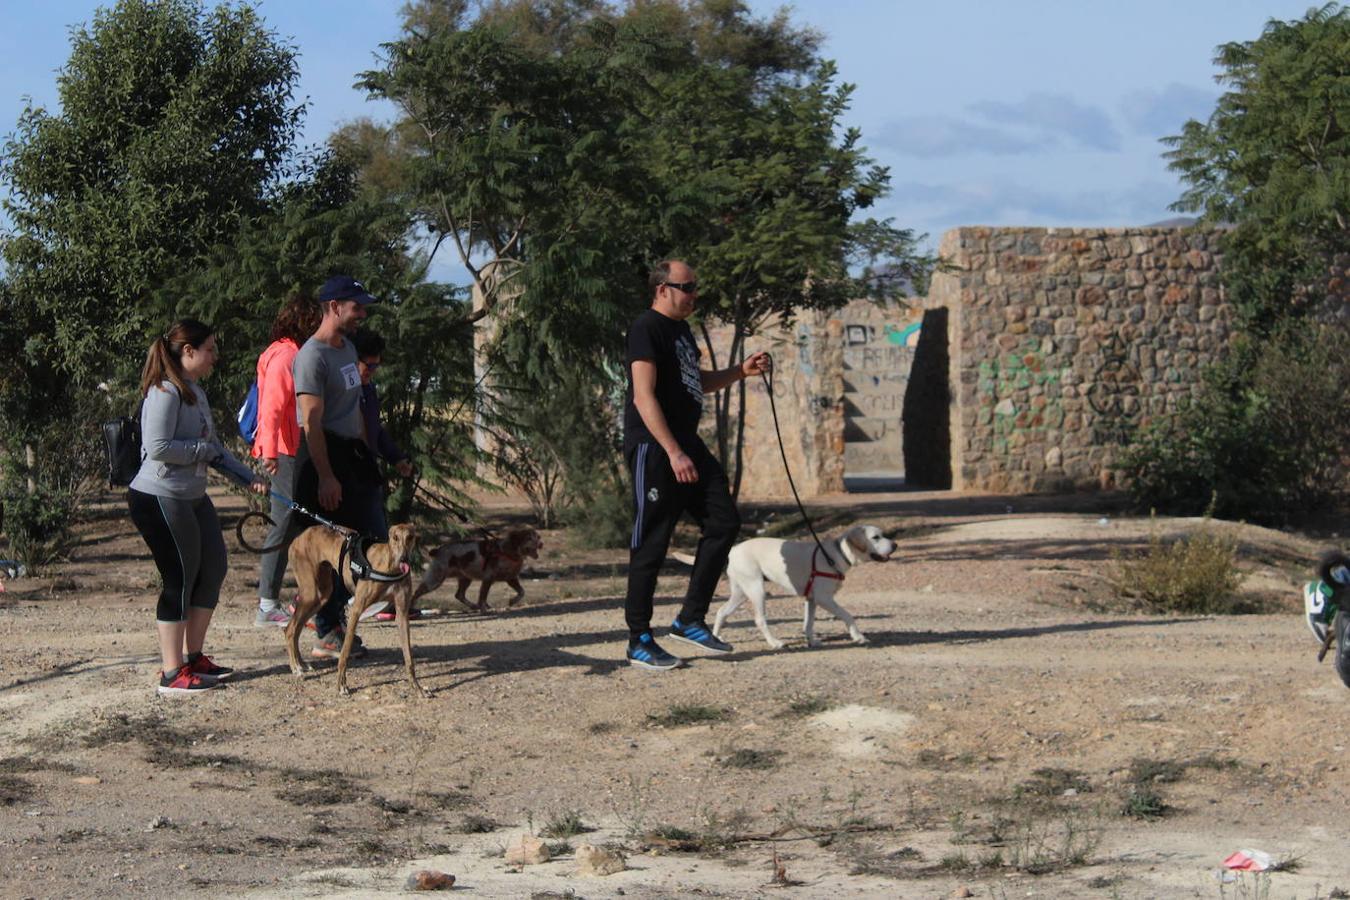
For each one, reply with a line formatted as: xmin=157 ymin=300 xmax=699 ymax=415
xmin=1222 ymin=849 xmax=1274 ymax=872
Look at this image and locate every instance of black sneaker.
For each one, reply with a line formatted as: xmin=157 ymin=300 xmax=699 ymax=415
xmin=667 ymin=618 xmax=733 ymax=654
xmin=627 ymin=632 xmax=682 ymax=671
xmin=312 ymin=629 xmax=366 ymax=660
xmin=1335 ymin=612 xmax=1350 ymax=689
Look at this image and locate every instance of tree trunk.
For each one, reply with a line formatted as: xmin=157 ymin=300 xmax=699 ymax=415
xmin=24 ymin=444 xmax=36 ymax=495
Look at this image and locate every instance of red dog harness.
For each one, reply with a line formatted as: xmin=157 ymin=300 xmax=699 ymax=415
xmin=803 ymin=544 xmax=844 ymax=599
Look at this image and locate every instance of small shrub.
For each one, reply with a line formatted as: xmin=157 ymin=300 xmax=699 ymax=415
xmin=721 ymin=748 xmax=781 ymax=770
xmin=1122 ymin=786 xmax=1168 ymax=820
xmin=1015 ymin=767 xmax=1092 ymax=797
xmin=1109 ymin=520 xmax=1247 ymax=613
xmin=938 ymin=852 xmax=972 ymax=872
xmin=777 ymin=693 xmax=833 ymax=718
xmin=4 ymin=486 xmax=79 ymax=570
xmin=540 ymin=809 xmax=591 ymax=838
xmin=0 ymin=774 xmax=33 ymax=805
xmin=458 ymin=814 xmax=498 ymax=833
xmin=647 ymin=704 xmax=729 ymax=727
xmin=1005 ymin=809 xmax=1102 ymax=873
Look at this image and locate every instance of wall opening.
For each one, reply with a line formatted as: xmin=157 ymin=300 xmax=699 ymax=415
xmin=840 ymin=307 xmax=922 ymax=492
xmin=902 ymin=307 xmax=952 ymax=489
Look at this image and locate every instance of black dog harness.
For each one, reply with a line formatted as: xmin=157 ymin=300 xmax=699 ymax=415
xmin=338 ymin=532 xmax=411 ymax=584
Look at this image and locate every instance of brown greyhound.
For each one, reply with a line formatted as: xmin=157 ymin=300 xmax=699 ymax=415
xmin=284 ymin=522 xmax=426 ymax=697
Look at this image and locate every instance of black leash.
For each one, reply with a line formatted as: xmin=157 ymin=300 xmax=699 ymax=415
xmin=234 ymin=490 xmax=408 ymax=582
xmin=759 ymin=356 xmax=841 ymax=575
xmin=235 ymin=489 xmax=348 ymax=554
xmin=412 ymin=482 xmax=497 ymax=541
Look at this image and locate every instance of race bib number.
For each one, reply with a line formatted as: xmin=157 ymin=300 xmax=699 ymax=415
xmin=341 ymin=363 xmax=361 ymax=390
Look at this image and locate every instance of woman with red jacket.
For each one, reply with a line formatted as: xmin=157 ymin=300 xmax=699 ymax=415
xmin=251 ymin=293 xmax=319 ymax=627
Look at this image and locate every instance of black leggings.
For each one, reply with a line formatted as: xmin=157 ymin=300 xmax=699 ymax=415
xmin=128 ymin=490 xmax=227 ymax=623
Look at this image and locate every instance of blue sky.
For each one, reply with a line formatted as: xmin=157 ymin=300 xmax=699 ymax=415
xmin=0 ymin=0 xmax=1318 ymax=281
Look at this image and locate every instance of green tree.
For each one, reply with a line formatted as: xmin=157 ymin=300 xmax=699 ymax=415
xmin=1124 ymin=3 xmax=1350 ymax=521
xmin=0 ymin=0 xmax=305 ymax=564
xmin=364 ymin=0 xmax=927 ymax=511
xmin=2 ymin=0 xmax=303 ymax=379
xmin=1164 ymin=1 xmax=1350 ymax=333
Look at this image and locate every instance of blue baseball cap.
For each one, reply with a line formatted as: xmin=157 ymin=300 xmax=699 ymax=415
xmin=318 ymin=275 xmax=378 ymax=305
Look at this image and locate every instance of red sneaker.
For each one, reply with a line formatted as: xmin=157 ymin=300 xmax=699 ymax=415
xmin=157 ymin=664 xmax=220 ymax=696
xmin=187 ymin=653 xmax=235 ymax=681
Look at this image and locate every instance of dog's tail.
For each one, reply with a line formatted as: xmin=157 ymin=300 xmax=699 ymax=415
xmin=669 ymin=551 xmax=697 ymax=566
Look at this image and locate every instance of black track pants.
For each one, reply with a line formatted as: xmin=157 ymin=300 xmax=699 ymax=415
xmin=624 ymin=440 xmax=741 ymax=639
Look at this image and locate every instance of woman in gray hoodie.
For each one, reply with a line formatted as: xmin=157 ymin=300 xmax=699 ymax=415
xmin=127 ymin=318 xmax=266 ymax=695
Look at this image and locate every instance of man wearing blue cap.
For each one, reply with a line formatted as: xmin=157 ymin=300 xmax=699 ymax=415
xmin=290 ymin=275 xmax=385 ymax=658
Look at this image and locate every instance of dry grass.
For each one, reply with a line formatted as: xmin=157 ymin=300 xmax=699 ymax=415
xmin=1109 ymin=521 xmax=1249 ymax=613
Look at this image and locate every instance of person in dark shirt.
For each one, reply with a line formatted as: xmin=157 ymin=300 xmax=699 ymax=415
xmin=350 ymin=329 xmax=419 ymax=622
xmin=622 ymin=259 xmax=770 ymax=670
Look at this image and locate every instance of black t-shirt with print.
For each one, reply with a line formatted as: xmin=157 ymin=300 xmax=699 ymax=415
xmin=623 ymin=308 xmax=703 ymax=456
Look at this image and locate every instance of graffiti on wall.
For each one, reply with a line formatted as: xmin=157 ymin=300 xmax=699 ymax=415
xmin=977 ymin=337 xmax=1068 ymax=454
xmin=1085 ymin=334 xmax=1142 ymax=445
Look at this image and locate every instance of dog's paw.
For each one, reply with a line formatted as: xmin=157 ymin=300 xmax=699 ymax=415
xmin=338 ymin=685 xmax=352 ymax=698
xmin=806 ymin=638 xmax=823 ymax=649
xmin=851 ymin=633 xmax=870 ymax=645
xmin=767 ymin=639 xmax=785 ymax=650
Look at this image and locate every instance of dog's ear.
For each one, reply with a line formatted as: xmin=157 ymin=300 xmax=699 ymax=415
xmin=843 ymin=526 xmax=871 ymax=553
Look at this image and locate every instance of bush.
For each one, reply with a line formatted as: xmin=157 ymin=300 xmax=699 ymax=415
xmin=1 ymin=413 xmax=105 ymax=570
xmin=1109 ymin=520 xmax=1247 ymax=614
xmin=1121 ymin=322 xmax=1350 ymax=524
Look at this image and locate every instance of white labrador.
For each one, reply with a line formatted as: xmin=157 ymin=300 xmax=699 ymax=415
xmin=712 ymin=524 xmax=896 ymax=649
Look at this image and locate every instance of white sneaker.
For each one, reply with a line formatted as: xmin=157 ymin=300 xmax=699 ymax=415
xmin=1306 ymin=581 xmax=1334 ymax=644
xmin=254 ymin=606 xmax=290 ymax=628
xmin=356 ymin=600 xmax=390 ymax=622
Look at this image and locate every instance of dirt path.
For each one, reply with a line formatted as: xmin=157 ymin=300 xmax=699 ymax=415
xmin=1 ymin=488 xmax=1346 ymax=899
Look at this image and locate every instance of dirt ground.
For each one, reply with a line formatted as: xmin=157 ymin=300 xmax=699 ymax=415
xmin=1 ymin=485 xmax=1348 ymax=899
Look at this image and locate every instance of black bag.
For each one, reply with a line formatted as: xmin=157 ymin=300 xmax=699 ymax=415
xmin=102 ymin=417 xmax=142 ymax=487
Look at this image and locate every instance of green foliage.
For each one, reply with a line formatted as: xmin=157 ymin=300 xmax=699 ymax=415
xmin=2 ymin=0 xmax=303 ymax=382
xmin=1121 ymin=323 xmax=1350 ymax=522
xmin=0 ymin=406 xmax=107 ymax=570
xmin=1108 ymin=519 xmax=1247 ymax=614
xmin=363 ymin=0 xmax=931 ymax=499
xmin=1165 ymin=3 xmax=1350 ymax=331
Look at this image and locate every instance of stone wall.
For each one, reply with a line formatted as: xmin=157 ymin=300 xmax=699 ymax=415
xmin=931 ymin=226 xmax=1233 ymax=492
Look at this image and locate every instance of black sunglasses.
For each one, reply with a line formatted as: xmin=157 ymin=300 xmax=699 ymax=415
xmin=662 ymin=280 xmax=698 ymax=294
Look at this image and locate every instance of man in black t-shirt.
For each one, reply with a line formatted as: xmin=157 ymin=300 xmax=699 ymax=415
xmin=622 ymin=259 xmax=770 ymax=670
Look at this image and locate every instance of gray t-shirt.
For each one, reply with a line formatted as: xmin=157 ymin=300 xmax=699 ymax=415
xmin=292 ymin=336 xmax=364 ymax=440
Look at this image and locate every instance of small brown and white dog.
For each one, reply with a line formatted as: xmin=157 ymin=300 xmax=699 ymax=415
xmin=412 ymin=528 xmax=542 ymax=613
xmin=285 ymin=522 xmax=425 ymax=697
xmin=712 ymin=524 xmax=896 ymax=649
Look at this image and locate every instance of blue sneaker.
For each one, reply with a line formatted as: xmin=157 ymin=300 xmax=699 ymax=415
xmin=668 ymin=618 xmax=733 ymax=654
xmin=627 ymin=632 xmax=682 ymax=671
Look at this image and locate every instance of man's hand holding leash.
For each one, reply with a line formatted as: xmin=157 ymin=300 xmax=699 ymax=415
xmin=742 ymin=351 xmax=771 ymax=378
